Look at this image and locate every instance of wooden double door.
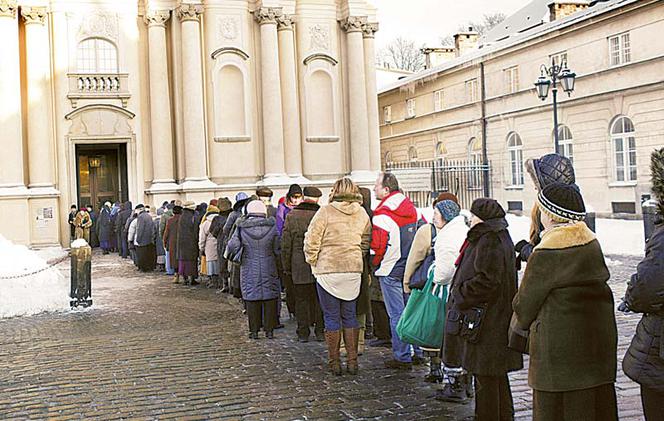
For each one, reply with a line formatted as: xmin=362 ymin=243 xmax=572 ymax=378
xmin=76 ymin=144 xmax=128 ymax=210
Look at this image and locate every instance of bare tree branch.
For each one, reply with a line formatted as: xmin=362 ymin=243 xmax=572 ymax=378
xmin=378 ymin=37 xmax=425 ymax=72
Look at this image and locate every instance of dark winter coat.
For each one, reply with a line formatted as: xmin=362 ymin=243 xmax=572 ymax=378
xmin=513 ymin=222 xmax=617 ymax=392
xmin=226 ymin=215 xmax=281 ymax=301
xmin=117 ymin=201 xmax=133 ymax=238
xmin=210 ymin=212 xmax=230 ymax=272
xmin=163 ymin=213 xmax=180 ymax=266
xmin=623 ymin=220 xmax=664 ymax=392
xmin=135 ymin=212 xmax=156 ymax=247
xmin=281 ymin=201 xmax=319 ymax=285
xmin=443 ymin=217 xmax=524 ymax=376
xmin=221 ymin=199 xmax=250 ymax=260
xmin=97 ymin=208 xmax=113 ymax=243
xmin=176 ymin=209 xmax=198 ymax=261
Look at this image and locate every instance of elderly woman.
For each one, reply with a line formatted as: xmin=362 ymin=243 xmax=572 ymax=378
xmin=513 ymin=182 xmax=618 ymax=421
xmin=226 ymin=200 xmax=281 ymax=339
xmin=443 ymin=198 xmax=523 ymax=420
xmin=304 ymin=178 xmax=371 ymax=375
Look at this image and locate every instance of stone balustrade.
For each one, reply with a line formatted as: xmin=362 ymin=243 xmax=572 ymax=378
xmin=67 ymin=73 xmax=130 ymax=108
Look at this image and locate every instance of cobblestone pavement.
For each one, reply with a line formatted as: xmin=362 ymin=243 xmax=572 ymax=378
xmin=0 ymin=252 xmax=646 ymax=420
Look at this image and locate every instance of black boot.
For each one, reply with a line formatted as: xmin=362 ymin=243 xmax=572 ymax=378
xmin=424 ymin=356 xmax=444 ymax=383
xmin=435 ymin=370 xmax=471 ymax=403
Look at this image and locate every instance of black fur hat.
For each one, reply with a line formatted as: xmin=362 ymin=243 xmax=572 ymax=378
xmin=652 ymin=147 xmax=664 ymax=215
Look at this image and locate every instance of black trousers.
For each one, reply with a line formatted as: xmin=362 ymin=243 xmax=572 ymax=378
xmin=370 ymin=300 xmax=392 ymax=340
xmin=246 ymin=299 xmax=277 ymax=334
xmin=642 ymin=385 xmax=664 ymax=421
xmin=293 ymin=283 xmax=324 ymax=336
xmin=474 ymin=374 xmax=514 ymax=421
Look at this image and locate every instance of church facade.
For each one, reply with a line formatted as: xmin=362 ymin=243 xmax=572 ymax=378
xmin=0 ymin=0 xmax=381 ymax=247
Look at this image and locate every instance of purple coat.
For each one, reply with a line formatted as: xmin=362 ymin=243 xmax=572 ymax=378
xmin=275 ymin=202 xmax=292 ymax=236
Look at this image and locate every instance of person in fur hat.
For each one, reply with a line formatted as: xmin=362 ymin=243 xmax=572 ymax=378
xmin=513 ymin=183 xmax=618 ymax=421
xmin=515 ymin=154 xmax=576 ymax=267
xmin=622 ymin=147 xmax=664 ymax=420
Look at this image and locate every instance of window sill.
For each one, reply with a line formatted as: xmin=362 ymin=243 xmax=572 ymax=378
xmin=505 ymin=185 xmax=524 ymax=191
xmin=405 ymin=115 xmax=416 ymax=120
xmin=608 ymin=181 xmax=637 ymax=188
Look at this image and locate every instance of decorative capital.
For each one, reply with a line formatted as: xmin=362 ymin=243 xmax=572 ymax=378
xmin=254 ymin=7 xmax=282 ymax=25
xmin=21 ymin=6 xmax=47 ymax=25
xmin=362 ymin=22 xmax=379 ymax=38
xmin=144 ymin=10 xmax=170 ymax=27
xmin=177 ymin=3 xmax=203 ymax=22
xmin=276 ymin=14 xmax=294 ymax=31
xmin=341 ymin=16 xmax=367 ymax=33
xmin=0 ymin=0 xmax=17 ymax=18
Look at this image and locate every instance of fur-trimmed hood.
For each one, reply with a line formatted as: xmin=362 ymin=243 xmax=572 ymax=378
xmin=536 ymin=222 xmax=595 ymax=251
xmin=651 ymin=147 xmax=664 ymax=215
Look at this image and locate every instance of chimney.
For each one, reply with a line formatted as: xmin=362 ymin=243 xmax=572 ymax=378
xmin=454 ymin=27 xmax=479 ymax=58
xmin=421 ymin=47 xmax=456 ymax=69
xmin=548 ymin=1 xmax=589 ymax=21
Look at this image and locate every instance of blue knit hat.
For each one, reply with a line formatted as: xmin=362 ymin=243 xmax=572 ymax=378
xmin=235 ymin=192 xmax=248 ymax=202
xmin=435 ymin=199 xmax=461 ymax=222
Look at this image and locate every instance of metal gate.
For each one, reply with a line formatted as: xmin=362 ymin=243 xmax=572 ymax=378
xmin=385 ymin=158 xmax=491 ymax=209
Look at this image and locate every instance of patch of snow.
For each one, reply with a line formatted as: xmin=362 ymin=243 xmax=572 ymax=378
xmin=0 ymin=235 xmax=70 ymax=318
xmin=71 ymin=239 xmax=88 ymax=248
xmin=418 ymin=209 xmax=646 ymax=257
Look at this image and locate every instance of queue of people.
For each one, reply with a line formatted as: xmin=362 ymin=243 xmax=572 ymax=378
xmin=68 ymin=148 xmax=664 ymax=421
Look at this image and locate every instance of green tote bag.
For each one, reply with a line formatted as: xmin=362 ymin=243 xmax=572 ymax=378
xmin=396 ymin=266 xmax=448 ymax=349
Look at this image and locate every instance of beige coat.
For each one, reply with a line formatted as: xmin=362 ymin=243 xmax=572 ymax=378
xmin=304 ymin=193 xmax=371 ymax=276
xmin=403 ymin=223 xmax=435 ymax=293
xmin=198 ymin=213 xmax=219 ymax=262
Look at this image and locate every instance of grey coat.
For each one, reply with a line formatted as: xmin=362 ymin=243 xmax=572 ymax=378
xmin=226 ymin=215 xmax=280 ymax=301
xmin=135 ymin=212 xmax=156 ymax=247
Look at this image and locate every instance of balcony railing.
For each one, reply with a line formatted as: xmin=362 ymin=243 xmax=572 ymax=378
xmin=67 ymin=73 xmax=130 ymax=108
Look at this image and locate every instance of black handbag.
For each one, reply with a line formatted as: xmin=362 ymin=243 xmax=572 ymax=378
xmin=445 ymin=305 xmax=486 ymax=344
xmin=224 ymin=227 xmax=244 ymax=264
xmin=410 ymin=224 xmax=437 ymax=290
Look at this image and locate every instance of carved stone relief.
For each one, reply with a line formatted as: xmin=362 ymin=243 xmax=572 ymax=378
xmin=218 ymin=16 xmax=239 ymax=43
xmin=78 ymin=12 xmax=119 ymax=42
xmin=308 ymin=24 xmax=330 ymax=52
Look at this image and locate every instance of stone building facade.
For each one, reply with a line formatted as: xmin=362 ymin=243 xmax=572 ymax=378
xmin=0 ymin=0 xmax=381 ymax=247
xmin=379 ymin=0 xmax=664 ymax=217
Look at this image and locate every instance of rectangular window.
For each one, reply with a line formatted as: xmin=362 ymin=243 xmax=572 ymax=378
xmin=550 ymin=51 xmax=568 ymax=67
xmin=503 ymin=66 xmax=519 ymax=94
xmin=609 ymin=33 xmax=631 ymax=67
xmin=433 ymin=90 xmax=443 ymax=112
xmin=614 ymin=136 xmax=637 ymax=182
xmin=406 ymin=99 xmax=416 ymax=119
xmin=383 ymin=106 xmax=392 ymax=124
xmin=466 ymin=79 xmax=478 ymax=103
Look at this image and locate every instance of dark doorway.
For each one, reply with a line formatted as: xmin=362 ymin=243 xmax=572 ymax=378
xmin=75 ymin=144 xmax=128 ymax=210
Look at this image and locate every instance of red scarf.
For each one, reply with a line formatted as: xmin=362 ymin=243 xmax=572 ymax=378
xmin=455 ymin=240 xmax=470 ymax=266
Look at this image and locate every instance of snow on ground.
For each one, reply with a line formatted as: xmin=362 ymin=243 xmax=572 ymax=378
xmin=418 ymin=209 xmax=645 ymax=257
xmin=0 ymin=235 xmax=70 ymax=318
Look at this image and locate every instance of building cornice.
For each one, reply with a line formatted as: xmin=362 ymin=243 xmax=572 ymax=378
xmin=21 ymin=6 xmax=47 ymax=25
xmin=0 ymin=0 xmax=17 ymax=18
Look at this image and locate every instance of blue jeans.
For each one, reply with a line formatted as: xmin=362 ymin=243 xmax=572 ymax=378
xmin=379 ymin=275 xmax=423 ymax=363
xmin=316 ymin=283 xmax=359 ymax=331
xmin=164 ymin=249 xmax=174 ymax=275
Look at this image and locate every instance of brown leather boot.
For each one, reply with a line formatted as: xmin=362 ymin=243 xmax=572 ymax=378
xmin=343 ymin=328 xmax=360 ymax=375
xmin=324 ymin=330 xmax=342 ymax=376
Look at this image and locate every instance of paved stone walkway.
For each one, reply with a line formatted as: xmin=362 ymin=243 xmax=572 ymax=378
xmin=0 ymin=252 xmax=646 ymax=420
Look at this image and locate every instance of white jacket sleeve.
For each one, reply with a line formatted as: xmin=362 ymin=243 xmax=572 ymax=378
xmin=433 ymin=216 xmax=469 ymax=286
xmin=128 ymin=219 xmax=138 ymax=245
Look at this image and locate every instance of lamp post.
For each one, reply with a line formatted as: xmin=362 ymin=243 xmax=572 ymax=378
xmin=534 ymin=58 xmax=576 ymax=153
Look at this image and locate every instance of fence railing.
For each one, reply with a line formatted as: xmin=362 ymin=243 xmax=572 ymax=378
xmin=385 ymin=158 xmax=491 ymax=209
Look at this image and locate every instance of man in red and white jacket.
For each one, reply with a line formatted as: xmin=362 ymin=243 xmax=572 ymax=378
xmin=372 ymin=172 xmax=421 ymax=369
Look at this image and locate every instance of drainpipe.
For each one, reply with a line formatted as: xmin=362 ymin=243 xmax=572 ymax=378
xmin=480 ymin=62 xmax=490 ymax=197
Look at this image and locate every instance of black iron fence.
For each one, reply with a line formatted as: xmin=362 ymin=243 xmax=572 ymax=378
xmin=385 ymin=159 xmax=491 ymax=209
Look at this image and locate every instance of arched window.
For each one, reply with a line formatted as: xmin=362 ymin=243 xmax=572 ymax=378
xmin=217 ymin=65 xmax=246 ymax=137
xmin=468 ymin=137 xmax=482 ymax=164
xmin=384 ymin=151 xmax=393 ymax=164
xmin=76 ymin=38 xmax=118 ymax=73
xmin=507 ymin=132 xmax=524 ymax=186
xmin=306 ymin=70 xmax=335 ymax=137
xmin=408 ymin=146 xmax=418 ymax=162
xmin=611 ymin=116 xmax=637 ymax=182
xmin=556 ymin=125 xmax=574 ymax=163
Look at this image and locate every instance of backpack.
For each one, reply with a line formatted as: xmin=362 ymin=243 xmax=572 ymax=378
xmin=409 ymin=224 xmax=437 ymax=290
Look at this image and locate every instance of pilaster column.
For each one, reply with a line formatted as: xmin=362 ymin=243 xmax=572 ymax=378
xmin=177 ymin=3 xmax=211 ymax=186
xmin=277 ymin=14 xmax=303 ymax=178
xmin=22 ymin=7 xmax=55 ymax=190
xmin=145 ymin=10 xmax=176 ymax=188
xmin=255 ymin=7 xmax=286 ymax=179
xmin=341 ymin=16 xmax=372 ymax=179
xmin=0 ymin=1 xmax=26 ymax=191
xmin=363 ymin=22 xmax=381 ymax=172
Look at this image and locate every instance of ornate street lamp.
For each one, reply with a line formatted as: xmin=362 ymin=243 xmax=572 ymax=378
xmin=534 ymin=58 xmax=577 ymax=152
